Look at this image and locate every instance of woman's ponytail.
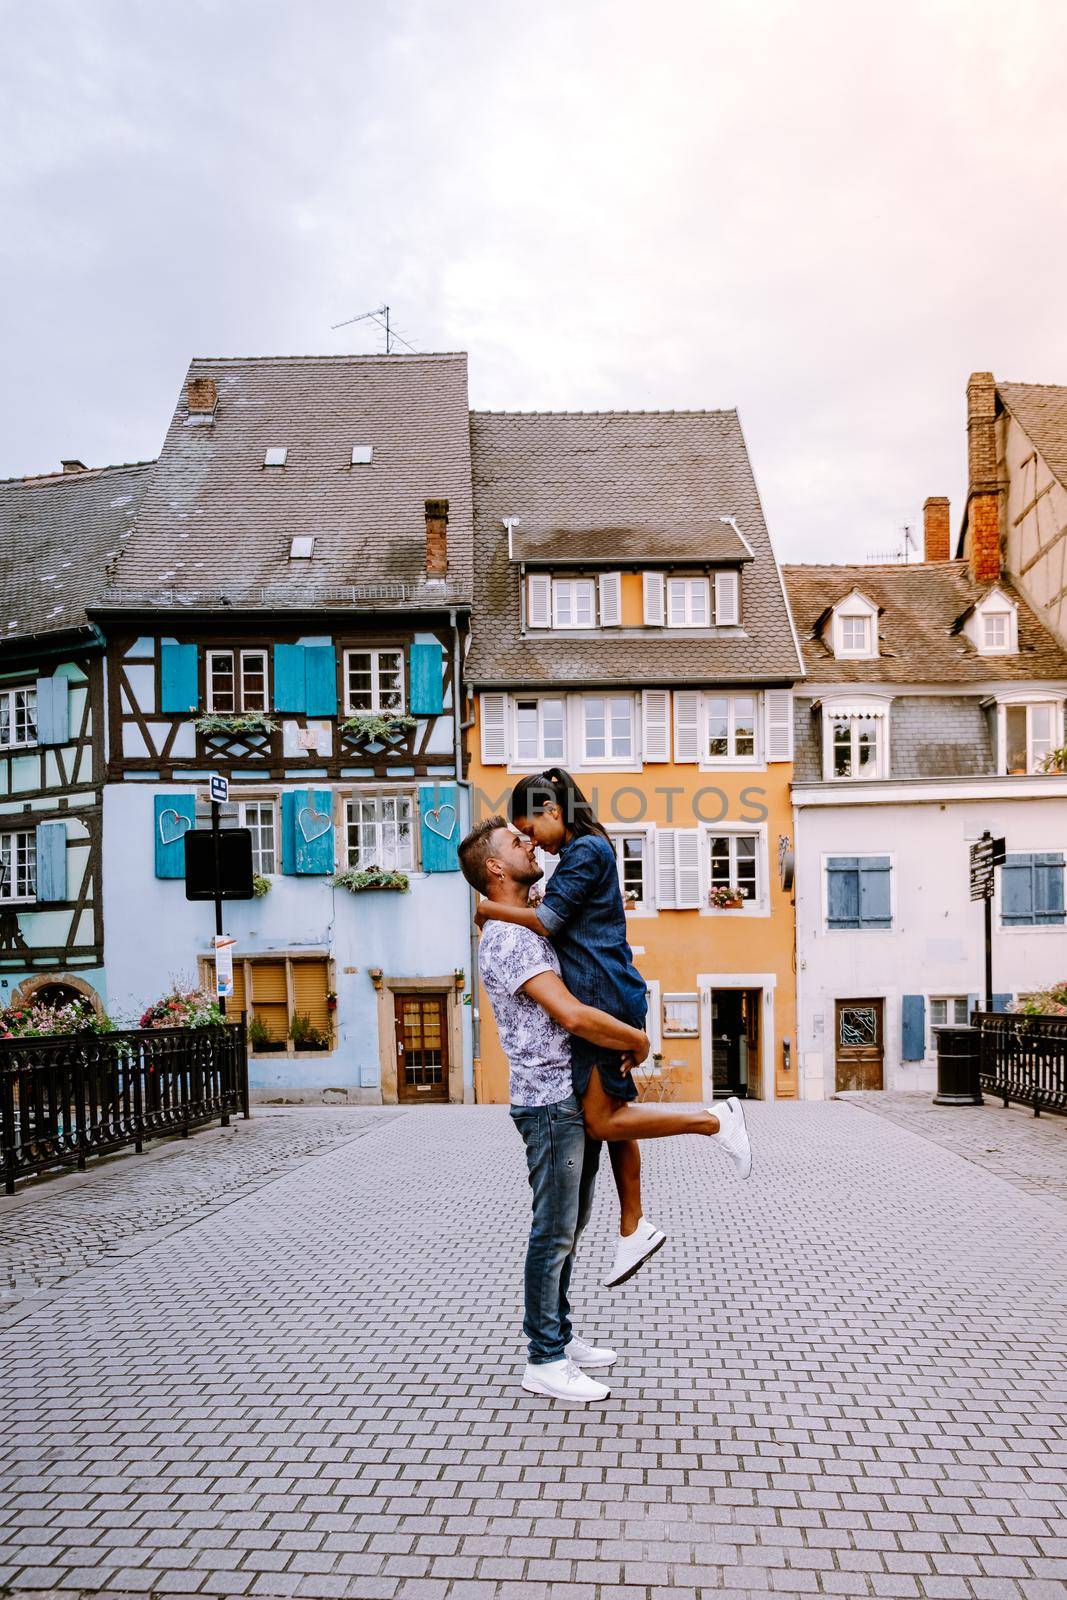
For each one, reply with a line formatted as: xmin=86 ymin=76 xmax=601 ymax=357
xmin=509 ymin=767 xmax=609 ymax=840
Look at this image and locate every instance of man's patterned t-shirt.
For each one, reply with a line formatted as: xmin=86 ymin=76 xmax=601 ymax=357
xmin=478 ymin=921 xmax=573 ymax=1107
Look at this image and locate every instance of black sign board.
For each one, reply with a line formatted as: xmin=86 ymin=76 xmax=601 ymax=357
xmin=184 ymin=828 xmax=255 ymax=901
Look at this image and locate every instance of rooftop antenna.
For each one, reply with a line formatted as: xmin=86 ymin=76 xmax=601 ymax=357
xmin=866 ymin=525 xmax=919 ymax=564
xmin=330 ymin=304 xmax=417 ymax=355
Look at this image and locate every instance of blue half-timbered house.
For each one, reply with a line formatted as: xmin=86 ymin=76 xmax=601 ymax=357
xmin=0 ymin=459 xmax=151 ymax=1016
xmin=97 ymin=354 xmax=475 ymax=1102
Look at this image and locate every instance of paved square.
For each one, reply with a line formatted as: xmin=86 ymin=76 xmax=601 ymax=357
xmin=2 ymin=1099 xmax=1066 ymax=1600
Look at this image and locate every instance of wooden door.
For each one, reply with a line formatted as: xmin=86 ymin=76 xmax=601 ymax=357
xmin=834 ymin=999 xmax=884 ymax=1091
xmin=395 ymin=993 xmax=449 ymax=1103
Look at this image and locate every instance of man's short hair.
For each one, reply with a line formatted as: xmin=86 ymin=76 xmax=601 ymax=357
xmin=457 ymin=816 xmax=509 ymax=893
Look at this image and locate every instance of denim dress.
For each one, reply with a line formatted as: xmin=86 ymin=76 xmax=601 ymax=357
xmin=535 ymin=832 xmax=648 ymax=1102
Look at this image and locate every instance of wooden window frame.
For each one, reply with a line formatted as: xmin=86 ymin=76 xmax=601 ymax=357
xmin=344 ymin=790 xmax=419 ymax=872
xmin=199 ymin=951 xmax=335 ymax=1056
xmin=512 ymin=694 xmax=567 ymax=766
xmin=607 ymin=826 xmax=653 ymax=913
xmin=343 ymin=647 xmax=406 ymax=716
xmin=0 ymin=684 xmax=38 ymax=751
xmin=206 ymin=647 xmax=269 ymax=713
xmin=581 ymin=693 xmax=635 ymax=765
xmin=666 ymin=576 xmax=711 ymax=628
xmin=704 ymin=692 xmax=760 ymax=765
xmin=0 ymin=827 xmax=36 ymax=902
xmin=551 ymin=577 xmax=597 ymax=630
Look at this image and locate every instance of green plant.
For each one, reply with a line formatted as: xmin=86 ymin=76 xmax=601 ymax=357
xmin=248 ymin=1015 xmax=273 ymax=1050
xmin=194 ymin=712 xmax=279 ymax=736
xmin=0 ymin=998 xmax=115 ymax=1039
xmin=139 ymin=988 xmax=223 ymax=1029
xmin=1043 ymin=744 xmax=1067 ymax=775
xmin=340 ymin=713 xmax=416 ymax=741
xmin=288 ymin=1011 xmax=330 ymax=1049
xmin=1015 ymin=980 xmax=1067 ymax=1017
xmin=252 ymin=873 xmax=271 ymax=898
xmin=331 ymin=867 xmax=410 ymax=893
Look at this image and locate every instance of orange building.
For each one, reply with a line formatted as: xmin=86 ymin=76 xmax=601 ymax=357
xmin=465 ymin=410 xmax=804 ymax=1104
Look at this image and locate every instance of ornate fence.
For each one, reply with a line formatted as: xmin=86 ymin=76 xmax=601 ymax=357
xmin=0 ymin=1022 xmax=249 ymax=1192
xmin=976 ymin=1012 xmax=1067 ymax=1117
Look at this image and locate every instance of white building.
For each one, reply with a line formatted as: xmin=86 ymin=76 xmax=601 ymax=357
xmin=785 ymin=500 xmax=1067 ymax=1098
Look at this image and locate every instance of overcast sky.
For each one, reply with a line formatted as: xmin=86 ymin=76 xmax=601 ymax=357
xmin=3 ymin=0 xmax=1067 ymax=562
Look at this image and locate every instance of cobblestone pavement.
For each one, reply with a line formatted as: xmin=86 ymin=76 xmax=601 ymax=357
xmin=2 ymin=1100 xmax=1066 ymax=1600
xmin=0 ymin=1107 xmax=404 ymax=1314
xmin=839 ymin=1092 xmax=1067 ymax=1214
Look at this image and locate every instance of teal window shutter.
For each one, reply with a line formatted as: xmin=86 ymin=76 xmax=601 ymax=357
xmin=294 ymin=789 xmax=335 ymax=874
xmin=1034 ymin=852 xmax=1065 ymax=925
xmin=409 ymin=642 xmax=444 ymax=716
xmin=280 ymin=792 xmax=298 ymax=874
xmin=901 ymin=994 xmax=925 ymax=1060
xmin=35 ymin=821 xmax=67 ymax=902
xmin=304 ymin=645 xmax=337 ymax=717
xmin=991 ymin=993 xmax=1012 ymax=1012
xmin=35 ymin=677 xmax=69 ymax=744
xmin=160 ymin=643 xmax=199 ymax=713
xmin=419 ymin=784 xmax=460 ymax=873
xmin=154 ymin=795 xmax=195 ymax=879
xmin=858 ymin=857 xmax=892 ymax=927
xmin=273 ymin=644 xmax=306 ymax=712
xmin=1002 ymin=853 xmax=1041 ymax=924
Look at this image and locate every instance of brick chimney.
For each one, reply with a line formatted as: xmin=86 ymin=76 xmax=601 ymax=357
xmin=425 ymin=499 xmax=449 ymax=578
xmin=966 ymin=371 xmax=1001 ymax=582
xmin=923 ymin=496 xmax=950 ymax=562
xmin=61 ymin=459 xmax=87 ymax=474
xmin=186 ymin=376 xmax=218 ymax=418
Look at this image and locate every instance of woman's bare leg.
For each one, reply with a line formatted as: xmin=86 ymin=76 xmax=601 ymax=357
xmin=582 ymin=1068 xmax=719 ymax=1142
xmin=608 ymin=1139 xmax=643 ymax=1235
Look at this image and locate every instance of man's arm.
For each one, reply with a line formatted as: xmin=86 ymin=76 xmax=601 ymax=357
xmin=521 ymin=970 xmax=650 ymax=1064
xmin=474 ymin=899 xmax=546 ymax=934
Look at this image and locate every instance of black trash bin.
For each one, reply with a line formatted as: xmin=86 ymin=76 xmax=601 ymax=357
xmin=933 ymin=1023 xmax=983 ymax=1106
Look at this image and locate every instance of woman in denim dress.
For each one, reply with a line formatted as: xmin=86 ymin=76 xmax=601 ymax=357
xmin=475 ymin=768 xmax=753 ymax=1288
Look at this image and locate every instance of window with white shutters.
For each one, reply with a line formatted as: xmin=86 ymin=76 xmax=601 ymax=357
xmin=527 ymin=574 xmax=552 ymax=629
xmin=582 ymin=696 xmax=634 ymax=763
xmin=514 ymin=696 xmax=567 ymax=764
xmin=673 ymin=691 xmax=701 ymax=763
xmin=656 ymin=828 xmax=701 ymax=909
xmin=764 ymin=689 xmax=793 ymax=762
xmin=479 ymin=693 xmax=509 ymax=764
xmin=705 ymin=694 xmax=758 ymax=762
xmin=667 ymin=577 xmax=710 ymax=627
xmin=599 ymin=572 xmax=622 ymax=627
xmin=641 ymin=690 xmax=671 ymax=762
xmin=552 ymin=578 xmax=597 ymax=628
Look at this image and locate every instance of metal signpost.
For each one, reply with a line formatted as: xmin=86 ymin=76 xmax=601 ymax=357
xmin=183 ymin=775 xmax=255 ymax=1015
xmin=209 ymin=775 xmax=230 ymax=1015
xmin=969 ymin=831 xmax=1006 ymax=1013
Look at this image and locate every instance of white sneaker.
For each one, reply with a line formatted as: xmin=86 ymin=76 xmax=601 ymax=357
xmin=521 ymin=1356 xmax=611 ymax=1405
xmin=712 ymin=1095 xmax=752 ymax=1180
xmin=566 ymin=1333 xmax=618 ymax=1368
xmin=603 ymin=1215 xmax=667 ymax=1288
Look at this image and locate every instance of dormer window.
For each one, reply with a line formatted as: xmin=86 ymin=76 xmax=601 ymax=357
xmin=667 ymin=577 xmax=710 ymax=627
xmin=829 ymin=592 xmax=879 ymax=659
xmin=553 ymin=577 xmax=596 ymax=628
xmin=527 ymin=573 xmax=616 ymax=630
xmin=967 ymin=588 xmax=1018 ymax=656
xmin=993 ymin=693 xmax=1063 ymax=774
xmin=820 ymin=696 xmax=891 ymax=780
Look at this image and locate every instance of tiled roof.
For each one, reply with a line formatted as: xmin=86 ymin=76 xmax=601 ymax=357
xmin=105 ymin=354 xmax=474 ymax=611
xmin=0 ymin=462 xmax=153 ymax=644
xmin=783 ymin=560 xmax=1067 ymax=684
xmin=998 ymin=381 xmax=1067 ymax=486
xmin=466 ymin=410 xmax=803 ymax=685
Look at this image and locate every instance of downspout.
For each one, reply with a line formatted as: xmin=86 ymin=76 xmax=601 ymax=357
xmin=451 ymin=609 xmax=481 ymax=1096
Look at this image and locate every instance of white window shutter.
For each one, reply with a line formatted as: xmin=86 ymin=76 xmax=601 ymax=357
xmin=656 ymin=829 xmax=678 ymax=909
xmin=599 ymin=571 xmax=622 ymax=627
xmin=480 ymin=692 xmax=509 ymax=764
xmin=715 ymin=570 xmax=740 ymax=626
xmin=765 ymin=689 xmax=793 ymax=762
xmin=641 ymin=690 xmax=671 ymax=762
xmin=675 ymin=829 xmax=702 ymax=908
xmin=643 ymin=571 xmax=665 ymax=626
xmin=527 ymin=574 xmax=551 ymax=629
xmin=673 ymin=690 xmax=701 ymax=763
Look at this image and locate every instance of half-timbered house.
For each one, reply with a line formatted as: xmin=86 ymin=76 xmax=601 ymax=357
xmin=96 ymin=354 xmax=475 ymax=1102
xmin=0 ymin=458 xmax=151 ymax=1016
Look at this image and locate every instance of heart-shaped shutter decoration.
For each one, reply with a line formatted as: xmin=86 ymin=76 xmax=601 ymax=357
xmin=298 ymin=805 xmax=332 ymax=843
xmin=158 ymin=809 xmax=193 ymax=846
xmin=424 ymin=803 xmax=457 ymax=841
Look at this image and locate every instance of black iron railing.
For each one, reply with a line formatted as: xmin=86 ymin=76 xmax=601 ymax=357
xmin=975 ymin=1012 xmax=1067 ymax=1117
xmin=0 ymin=1021 xmax=249 ymax=1192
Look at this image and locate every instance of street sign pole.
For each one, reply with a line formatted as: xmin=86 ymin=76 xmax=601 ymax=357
xmin=969 ymin=830 xmax=1006 ymax=1016
xmin=209 ymin=774 xmax=230 ymax=1018
xmin=984 ymin=889 xmax=993 ymax=1015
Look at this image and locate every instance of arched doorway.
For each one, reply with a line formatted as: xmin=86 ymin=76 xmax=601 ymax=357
xmin=11 ymin=973 xmax=105 ymax=1019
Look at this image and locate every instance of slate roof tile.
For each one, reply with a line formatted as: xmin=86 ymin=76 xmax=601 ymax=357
xmin=997 ymin=381 xmax=1067 ymax=486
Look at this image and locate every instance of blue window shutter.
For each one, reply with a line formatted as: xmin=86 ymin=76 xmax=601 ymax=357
xmin=409 ymin=642 xmax=444 ymax=716
xmin=901 ymin=994 xmax=925 ymax=1060
xmin=280 ymin=792 xmax=298 ymax=875
xmin=154 ymin=795 xmax=195 ymax=879
xmin=304 ymin=645 xmax=337 ymax=717
xmin=991 ymin=993 xmax=1012 ymax=1013
xmin=273 ymin=645 xmax=306 ymax=713
xmin=1001 ymin=854 xmax=1034 ymax=925
xmin=35 ymin=821 xmax=67 ymax=902
xmin=859 ymin=857 xmax=892 ymax=927
xmin=1034 ymin=852 xmax=1065 ymax=925
xmin=35 ymin=677 xmax=69 ymax=744
xmin=160 ymin=643 xmax=199 ymax=713
xmin=419 ymin=784 xmax=460 ymax=873
xmin=294 ymin=789 xmax=335 ymax=875
xmin=827 ymin=858 xmax=859 ymax=928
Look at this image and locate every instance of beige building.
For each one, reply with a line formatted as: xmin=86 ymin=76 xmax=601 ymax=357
xmin=958 ymin=372 xmax=1067 ymax=652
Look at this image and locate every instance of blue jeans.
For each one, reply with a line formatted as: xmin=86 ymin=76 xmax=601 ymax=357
xmin=510 ymin=1093 xmax=602 ymax=1364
